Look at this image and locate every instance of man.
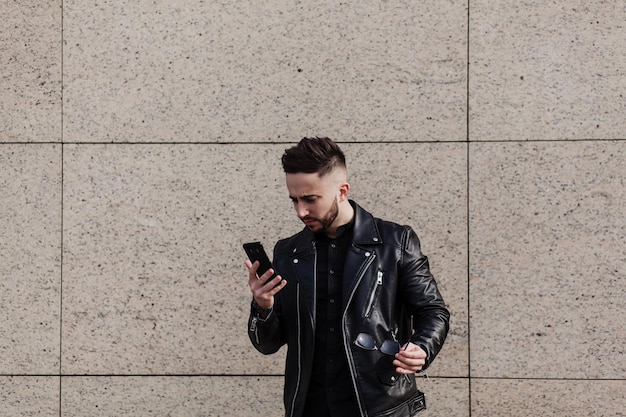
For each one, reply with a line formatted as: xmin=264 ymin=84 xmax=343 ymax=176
xmin=246 ymin=137 xmax=449 ymax=417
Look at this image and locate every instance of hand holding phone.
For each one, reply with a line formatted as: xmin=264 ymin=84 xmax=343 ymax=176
xmin=243 ymin=242 xmax=276 ymax=282
xmin=244 ymin=241 xmax=286 ymax=310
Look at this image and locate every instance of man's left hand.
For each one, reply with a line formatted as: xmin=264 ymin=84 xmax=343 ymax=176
xmin=393 ymin=342 xmax=426 ymax=374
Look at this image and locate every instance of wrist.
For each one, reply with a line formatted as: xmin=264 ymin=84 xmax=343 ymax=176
xmin=252 ymin=299 xmax=273 ymax=318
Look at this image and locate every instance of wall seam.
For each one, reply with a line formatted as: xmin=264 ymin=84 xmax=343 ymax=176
xmin=466 ymin=0 xmax=472 ymax=416
xmin=59 ymin=0 xmax=64 ymax=415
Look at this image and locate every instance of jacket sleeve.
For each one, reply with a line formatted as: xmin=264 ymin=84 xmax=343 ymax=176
xmin=400 ymin=226 xmax=450 ymax=369
xmin=247 ymin=300 xmax=284 ymax=354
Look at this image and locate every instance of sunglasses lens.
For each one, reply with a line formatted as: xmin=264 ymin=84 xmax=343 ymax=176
xmin=380 ymin=340 xmax=400 ymax=355
xmin=355 ymin=333 xmax=377 ymax=350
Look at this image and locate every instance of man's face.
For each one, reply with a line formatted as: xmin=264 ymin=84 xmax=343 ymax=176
xmin=286 ymin=172 xmax=341 ymax=235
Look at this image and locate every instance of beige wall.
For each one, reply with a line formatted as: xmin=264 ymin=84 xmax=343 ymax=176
xmin=1 ymin=1 xmax=624 ymax=416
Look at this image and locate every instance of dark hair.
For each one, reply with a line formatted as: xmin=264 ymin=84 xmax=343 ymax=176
xmin=281 ymin=137 xmax=346 ymax=176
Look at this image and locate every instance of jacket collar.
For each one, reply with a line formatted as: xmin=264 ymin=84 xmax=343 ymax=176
xmin=349 ymin=200 xmax=383 ymax=247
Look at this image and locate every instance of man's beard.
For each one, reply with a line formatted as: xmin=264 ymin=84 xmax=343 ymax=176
xmin=303 ymin=198 xmax=339 ymax=233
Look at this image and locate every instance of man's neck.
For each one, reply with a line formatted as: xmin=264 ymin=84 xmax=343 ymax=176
xmin=325 ymin=202 xmax=355 ymax=239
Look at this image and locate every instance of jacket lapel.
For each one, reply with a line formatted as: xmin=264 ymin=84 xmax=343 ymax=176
xmin=288 ymin=234 xmax=317 ymax=322
xmin=342 ymin=201 xmax=383 ymax=307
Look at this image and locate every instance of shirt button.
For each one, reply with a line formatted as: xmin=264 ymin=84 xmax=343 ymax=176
xmin=330 ymin=327 xmax=335 ymax=332
xmin=331 ymin=243 xmax=336 ymax=248
xmin=329 ymin=298 xmax=335 ymax=303
xmin=330 ymin=269 xmax=335 ymax=275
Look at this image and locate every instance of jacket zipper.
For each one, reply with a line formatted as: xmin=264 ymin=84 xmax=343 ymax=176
xmin=249 ymin=317 xmax=260 ymax=345
xmin=311 ymin=242 xmax=317 ymax=331
xmin=365 ymin=270 xmax=383 ymax=318
xmin=343 ymin=252 xmax=376 ymax=417
xmin=290 ymin=243 xmax=316 ymax=417
xmin=290 ymin=283 xmax=304 ymax=416
xmin=288 ymin=283 xmax=303 ymax=416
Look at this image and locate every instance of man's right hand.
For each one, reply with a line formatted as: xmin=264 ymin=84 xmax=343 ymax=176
xmin=246 ymin=260 xmax=287 ymax=309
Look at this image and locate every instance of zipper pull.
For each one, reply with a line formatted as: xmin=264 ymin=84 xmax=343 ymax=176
xmin=249 ymin=317 xmax=260 ymax=344
xmin=365 ymin=271 xmax=384 ymax=318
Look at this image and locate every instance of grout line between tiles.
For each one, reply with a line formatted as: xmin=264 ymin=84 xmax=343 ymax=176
xmin=466 ymin=1 xmax=473 ymax=416
xmin=59 ymin=2 xmax=64 ymax=415
xmin=3 ymin=374 xmax=622 ymax=381
xmin=3 ymin=138 xmax=624 ymax=146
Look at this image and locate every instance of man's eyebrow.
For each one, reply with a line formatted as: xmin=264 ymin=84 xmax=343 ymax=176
xmin=289 ymin=194 xmax=319 ymax=200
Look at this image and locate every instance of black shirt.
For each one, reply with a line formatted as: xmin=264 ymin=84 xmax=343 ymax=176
xmin=302 ymin=220 xmax=361 ymax=417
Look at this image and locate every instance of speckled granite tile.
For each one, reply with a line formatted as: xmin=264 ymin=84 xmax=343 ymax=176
xmin=0 ymin=377 xmax=59 ymax=416
xmin=62 ymin=376 xmax=283 ymax=417
xmin=472 ymin=379 xmax=626 ymax=417
xmin=61 ymin=376 xmax=468 ymax=417
xmin=0 ymin=145 xmax=61 ymax=373
xmin=346 ymin=143 xmax=468 ymax=376
xmin=62 ymin=144 xmax=291 ymax=374
xmin=0 ymin=1 xmax=61 ymax=142
xmin=63 ymin=0 xmax=466 ymax=142
xmin=470 ymin=1 xmax=626 ymax=141
xmin=419 ymin=378 xmax=469 ymax=417
xmin=470 ymin=141 xmax=625 ymax=378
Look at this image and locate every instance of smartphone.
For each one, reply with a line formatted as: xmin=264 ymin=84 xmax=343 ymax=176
xmin=243 ymin=242 xmax=276 ymax=282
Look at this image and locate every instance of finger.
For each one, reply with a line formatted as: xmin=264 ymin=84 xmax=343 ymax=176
xmin=394 ymin=353 xmax=425 ymax=366
xmin=393 ymin=357 xmax=425 ymax=374
xmin=246 ymin=261 xmax=261 ymax=285
xmin=245 ymin=259 xmax=258 ymax=274
xmin=394 ymin=358 xmax=425 ymax=370
xmin=258 ymin=275 xmax=285 ymax=295
xmin=252 ymin=275 xmax=285 ymax=302
xmin=398 ymin=350 xmax=427 ymax=361
xmin=258 ymin=268 xmax=276 ymax=284
xmin=266 ymin=277 xmax=287 ymax=295
xmin=394 ymin=354 xmax=425 ymax=371
xmin=398 ymin=343 xmax=426 ymax=358
xmin=395 ymin=364 xmax=422 ymax=374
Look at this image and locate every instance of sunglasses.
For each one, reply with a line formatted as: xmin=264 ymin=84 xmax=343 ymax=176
xmin=354 ymin=333 xmax=400 ymax=356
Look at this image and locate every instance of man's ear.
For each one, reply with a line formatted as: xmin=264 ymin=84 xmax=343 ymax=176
xmin=338 ymin=182 xmax=350 ymax=202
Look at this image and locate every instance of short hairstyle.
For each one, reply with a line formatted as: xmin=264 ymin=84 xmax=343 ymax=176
xmin=281 ymin=137 xmax=346 ymax=176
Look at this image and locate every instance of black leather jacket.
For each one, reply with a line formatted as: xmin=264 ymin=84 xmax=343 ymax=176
xmin=248 ymin=201 xmax=449 ymax=417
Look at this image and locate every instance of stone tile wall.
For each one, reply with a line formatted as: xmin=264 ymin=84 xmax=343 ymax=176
xmin=1 ymin=1 xmax=624 ymax=416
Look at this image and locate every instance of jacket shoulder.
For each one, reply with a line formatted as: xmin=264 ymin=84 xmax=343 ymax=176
xmin=373 ymin=216 xmax=417 ymax=247
xmin=274 ymin=228 xmax=313 ymax=257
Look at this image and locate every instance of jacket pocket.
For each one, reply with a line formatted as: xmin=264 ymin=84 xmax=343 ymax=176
xmin=365 ymin=270 xmax=384 ymax=318
xmin=376 ymin=355 xmax=400 ymax=386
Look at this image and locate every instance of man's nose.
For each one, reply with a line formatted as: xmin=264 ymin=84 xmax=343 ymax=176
xmin=294 ymin=202 xmax=309 ymax=218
